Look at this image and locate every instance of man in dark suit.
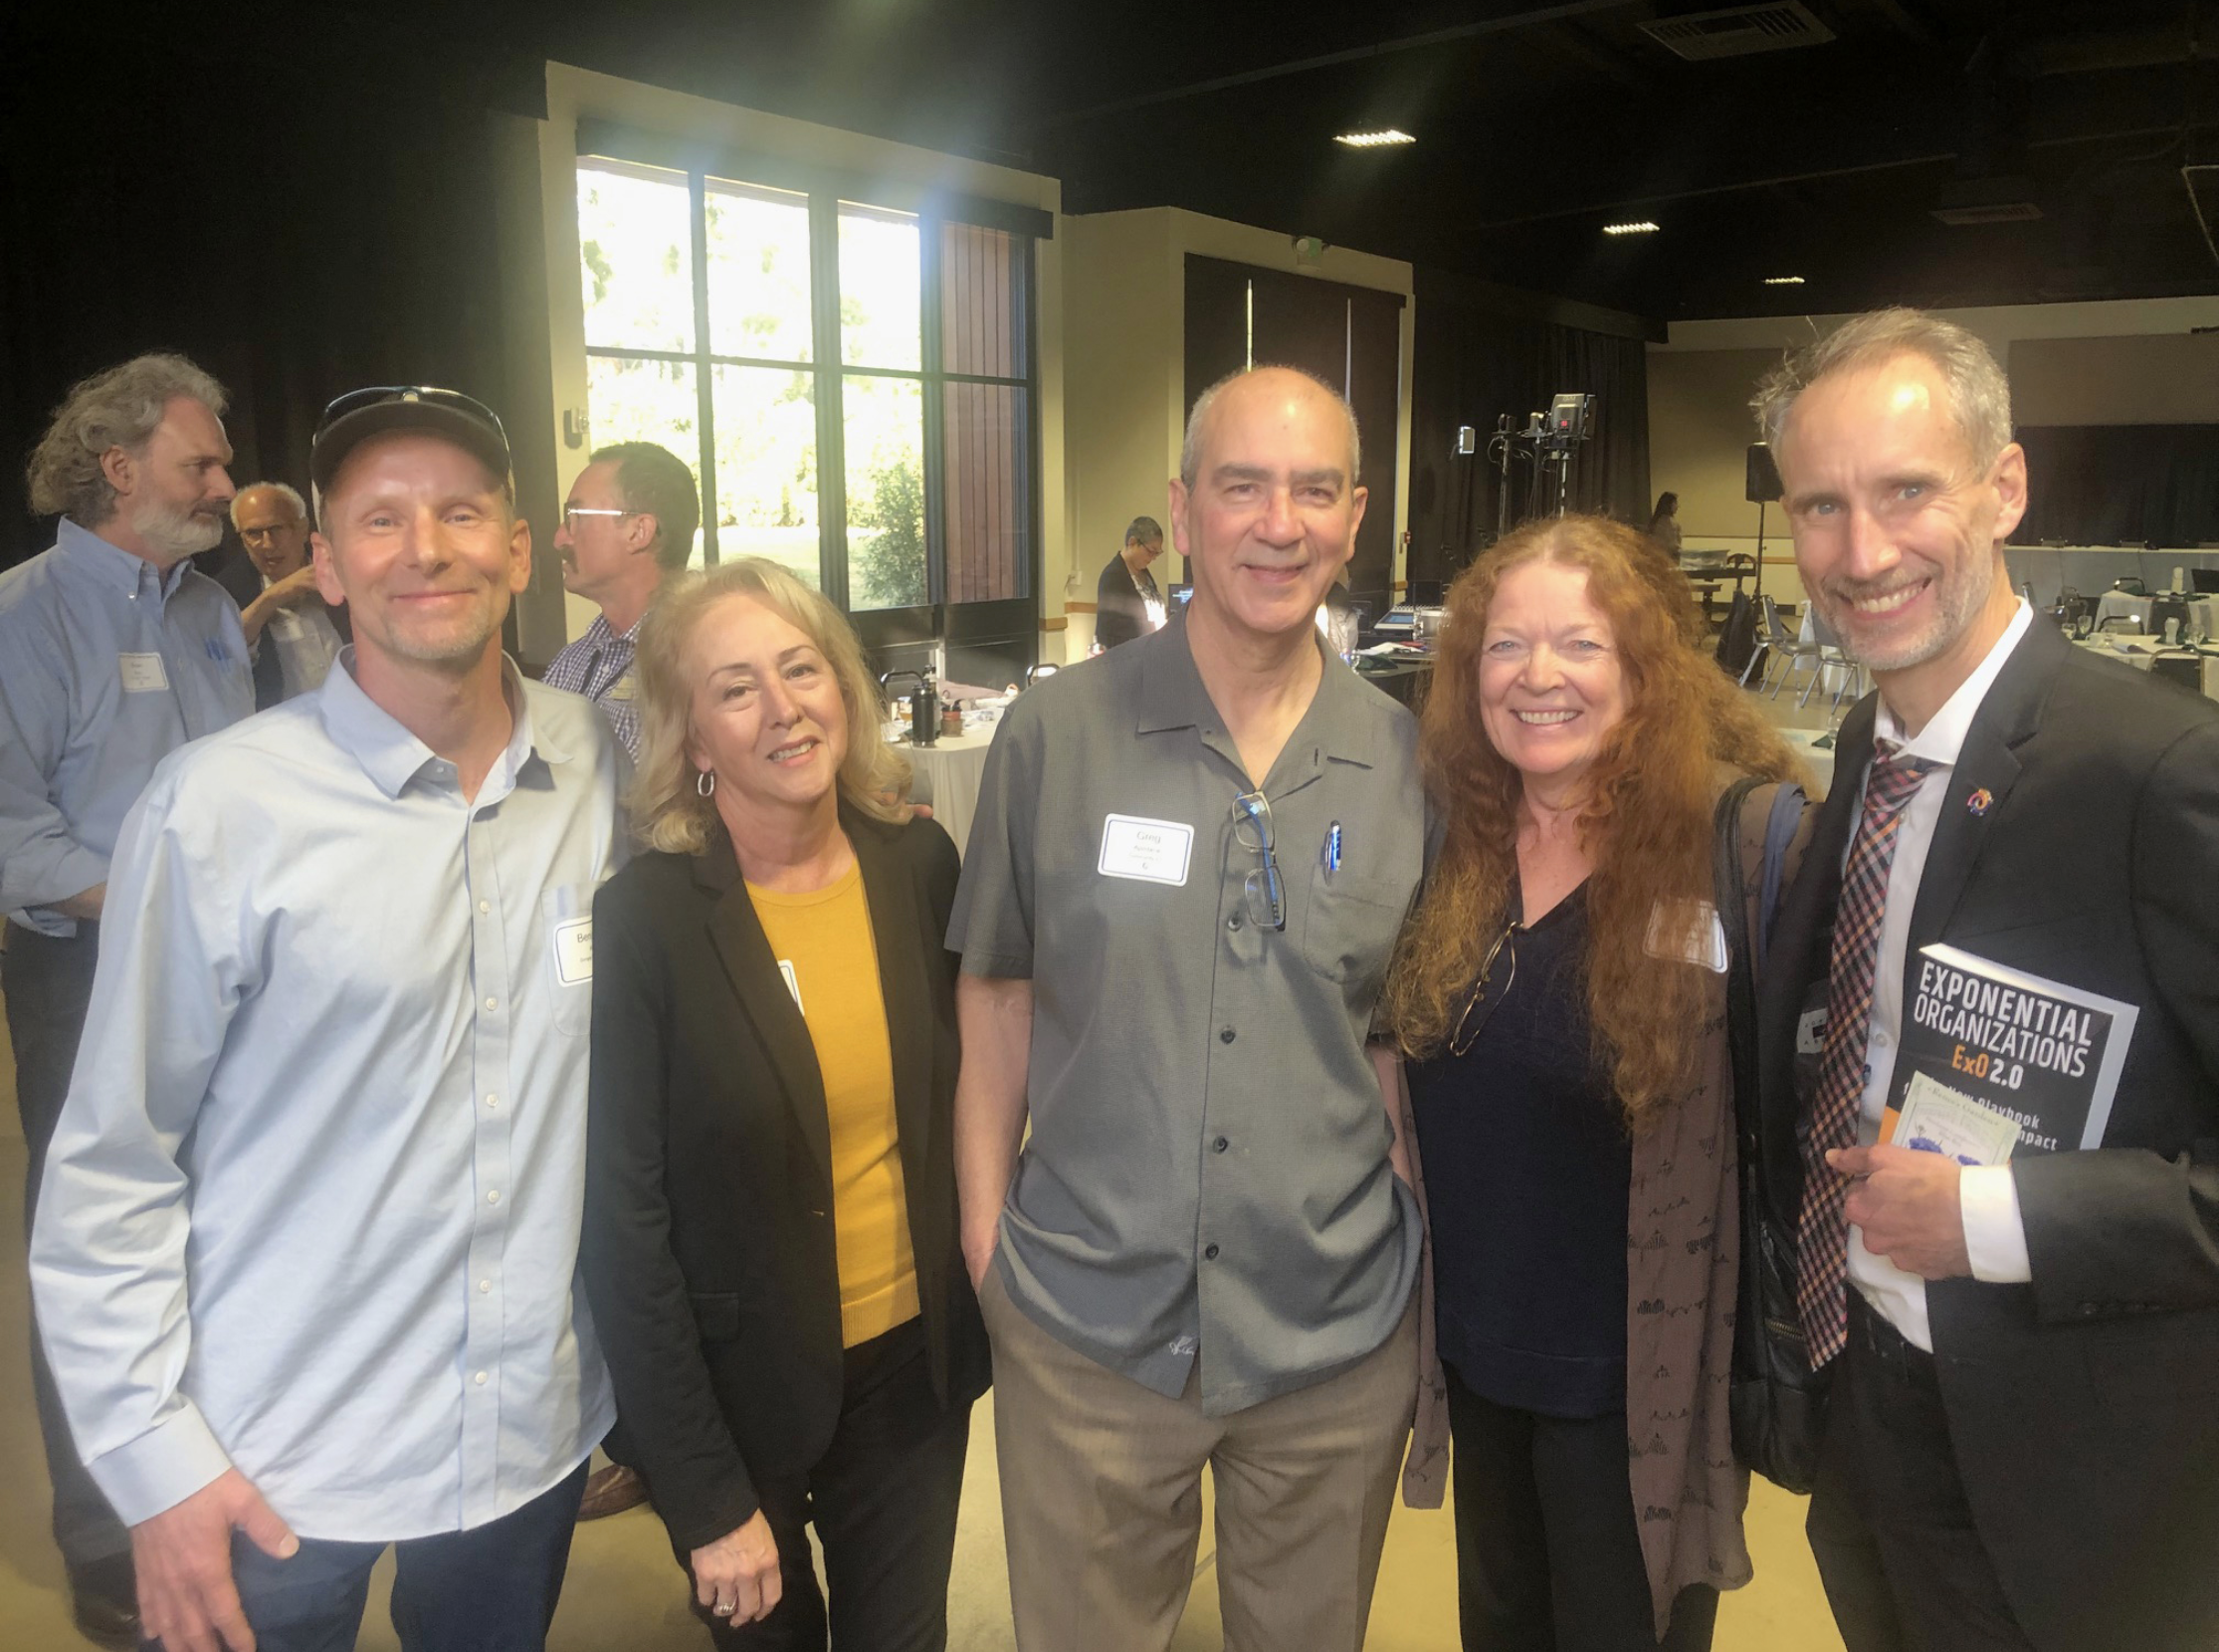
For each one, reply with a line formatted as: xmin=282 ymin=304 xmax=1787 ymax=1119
xmin=1756 ymin=308 xmax=2219 ymax=1652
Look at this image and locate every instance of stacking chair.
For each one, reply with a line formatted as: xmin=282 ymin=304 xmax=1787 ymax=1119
xmin=1748 ymin=595 xmax=1822 ymax=697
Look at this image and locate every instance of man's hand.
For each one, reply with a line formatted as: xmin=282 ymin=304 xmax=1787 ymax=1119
xmin=1830 ymin=1143 xmax=1973 ymax=1279
xmin=691 ymin=1510 xmax=782 ymax=1625
xmin=56 ymin=882 xmax=105 ymax=922
xmin=239 ymin=566 xmax=321 ymax=646
xmin=132 ymin=1469 xmax=298 ymax=1652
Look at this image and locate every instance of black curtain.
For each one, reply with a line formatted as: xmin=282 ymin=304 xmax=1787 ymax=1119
xmin=1182 ymin=255 xmax=1405 ymax=614
xmin=2014 ymin=426 xmax=2219 ymax=548
xmin=1405 ymin=268 xmax=1654 ymax=590
xmin=0 ymin=21 xmax=545 ymax=571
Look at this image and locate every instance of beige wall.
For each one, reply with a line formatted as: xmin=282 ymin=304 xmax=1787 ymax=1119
xmin=1060 ymin=207 xmax=1417 ymax=657
xmin=2012 ymin=332 xmax=2219 ymax=426
xmin=532 ymin=62 xmax=1068 ymax=654
xmin=1647 ymin=297 xmax=2219 ymax=610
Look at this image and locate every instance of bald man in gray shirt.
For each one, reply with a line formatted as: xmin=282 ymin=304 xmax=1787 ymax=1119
xmin=950 ymin=367 xmax=1424 ymax=1652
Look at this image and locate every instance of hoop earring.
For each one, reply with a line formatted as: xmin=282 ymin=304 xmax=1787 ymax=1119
xmin=696 ymin=769 xmax=715 ymax=798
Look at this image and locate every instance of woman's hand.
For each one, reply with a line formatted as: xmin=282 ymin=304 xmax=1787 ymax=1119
xmin=691 ymin=1510 xmax=782 ymax=1625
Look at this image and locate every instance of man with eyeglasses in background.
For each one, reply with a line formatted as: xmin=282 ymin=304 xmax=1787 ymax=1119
xmin=542 ymin=440 xmax=700 ymax=759
xmin=948 ymin=365 xmax=1429 ymax=1651
xmin=32 ymin=385 xmax=624 ymax=1652
xmin=229 ymin=481 xmax=348 ymax=707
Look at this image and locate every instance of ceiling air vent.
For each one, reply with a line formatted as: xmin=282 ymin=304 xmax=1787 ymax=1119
xmin=1931 ymin=201 xmax=2044 ymax=225
xmin=1640 ymin=2 xmax=1836 ymax=61
xmin=1929 ymin=177 xmax=2044 ymax=226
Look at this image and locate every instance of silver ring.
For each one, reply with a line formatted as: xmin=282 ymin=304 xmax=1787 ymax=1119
xmin=713 ymin=1599 xmax=735 ymax=1616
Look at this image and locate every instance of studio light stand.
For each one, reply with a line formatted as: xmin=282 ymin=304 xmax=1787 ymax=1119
xmin=1480 ymin=393 xmax=1598 ymax=534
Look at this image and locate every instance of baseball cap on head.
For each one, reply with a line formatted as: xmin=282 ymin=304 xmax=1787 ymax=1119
xmin=310 ymin=386 xmax=513 ymax=508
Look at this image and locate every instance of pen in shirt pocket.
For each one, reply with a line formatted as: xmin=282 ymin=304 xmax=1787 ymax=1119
xmin=1324 ymin=821 xmax=1343 ymax=877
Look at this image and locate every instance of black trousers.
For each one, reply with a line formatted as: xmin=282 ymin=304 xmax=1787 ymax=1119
xmin=685 ymin=1315 xmax=971 ymax=1652
xmin=4 ymin=920 xmax=130 ymax=1571
xmin=1805 ymin=1298 xmax=2036 ymax=1652
xmin=1445 ymin=1367 xmax=1717 ymax=1652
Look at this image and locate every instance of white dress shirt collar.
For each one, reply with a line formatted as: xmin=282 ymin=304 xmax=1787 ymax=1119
xmin=1873 ymin=597 xmax=2035 ymax=766
xmin=318 ymin=647 xmax=576 ymax=800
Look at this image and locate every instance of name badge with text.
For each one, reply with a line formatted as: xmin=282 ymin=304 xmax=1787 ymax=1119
xmin=552 ymin=917 xmax=594 ymax=986
xmin=1099 ymin=814 xmax=1194 ymax=886
xmin=119 ymin=653 xmax=169 ymax=693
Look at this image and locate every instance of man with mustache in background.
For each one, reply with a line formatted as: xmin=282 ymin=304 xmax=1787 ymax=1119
xmin=0 ymin=351 xmax=251 ymax=1646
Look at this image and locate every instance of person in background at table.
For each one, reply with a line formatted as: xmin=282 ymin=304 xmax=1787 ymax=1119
xmin=583 ymin=557 xmax=987 ymax=1647
xmin=951 ymin=366 xmax=1430 ymax=1652
xmin=545 ymin=440 xmax=701 ymax=760
xmin=31 ymin=384 xmax=622 ymax=1652
xmin=1756 ymin=308 xmax=2219 ymax=1652
xmin=1646 ymin=492 xmax=1683 ymax=561
xmin=1093 ymin=514 xmax=1166 ymax=651
xmin=231 ymin=481 xmax=348 ymax=707
xmin=1380 ymin=514 xmax=1806 ymax=1652
xmin=0 ymin=350 xmax=250 ymax=1648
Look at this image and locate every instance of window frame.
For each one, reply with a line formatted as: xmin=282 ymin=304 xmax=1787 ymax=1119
xmin=575 ymin=142 xmax=1042 ymax=636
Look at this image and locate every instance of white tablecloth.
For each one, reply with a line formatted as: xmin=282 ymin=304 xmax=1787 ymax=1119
xmin=899 ymin=728 xmax=995 ymax=857
xmin=2093 ymin=592 xmax=2219 ymax=640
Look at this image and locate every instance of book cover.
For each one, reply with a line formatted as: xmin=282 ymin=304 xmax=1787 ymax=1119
xmin=1880 ymin=942 xmax=2139 ymax=1164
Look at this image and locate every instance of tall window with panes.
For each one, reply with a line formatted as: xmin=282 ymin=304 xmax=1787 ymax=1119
xmin=575 ymin=156 xmax=1037 ymax=673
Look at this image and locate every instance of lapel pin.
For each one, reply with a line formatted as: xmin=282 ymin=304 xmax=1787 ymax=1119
xmin=1966 ymin=787 xmax=1994 ymax=817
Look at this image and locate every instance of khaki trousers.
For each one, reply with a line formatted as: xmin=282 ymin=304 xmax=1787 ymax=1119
xmin=982 ymin=1268 xmax=1418 ymax=1652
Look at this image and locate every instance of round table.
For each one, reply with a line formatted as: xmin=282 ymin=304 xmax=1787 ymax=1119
xmin=898 ymin=728 xmax=996 ymax=857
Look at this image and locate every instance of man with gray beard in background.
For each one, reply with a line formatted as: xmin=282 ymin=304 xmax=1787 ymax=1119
xmin=0 ymin=351 xmax=251 ymax=1645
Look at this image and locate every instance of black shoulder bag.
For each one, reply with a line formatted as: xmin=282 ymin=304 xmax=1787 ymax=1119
xmin=1713 ymin=777 xmax=1830 ymax=1494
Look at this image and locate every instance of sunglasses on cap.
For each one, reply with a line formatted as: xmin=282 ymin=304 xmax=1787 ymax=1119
xmin=310 ymin=385 xmax=513 ymax=499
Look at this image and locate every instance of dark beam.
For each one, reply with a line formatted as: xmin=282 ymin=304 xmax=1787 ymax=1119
xmin=1035 ymin=0 xmax=1646 ymax=127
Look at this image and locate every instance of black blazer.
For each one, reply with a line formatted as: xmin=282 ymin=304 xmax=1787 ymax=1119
xmin=582 ymin=808 xmax=990 ymax=1553
xmin=1095 ymin=552 xmax=1153 ymax=650
xmin=1759 ymin=618 xmax=2219 ymax=1651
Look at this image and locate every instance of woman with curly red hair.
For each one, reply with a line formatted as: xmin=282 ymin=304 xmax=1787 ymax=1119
xmin=1380 ymin=514 xmax=1809 ymax=1651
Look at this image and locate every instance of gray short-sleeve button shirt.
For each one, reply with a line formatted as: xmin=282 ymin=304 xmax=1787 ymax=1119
xmin=948 ymin=619 xmax=1425 ymax=1414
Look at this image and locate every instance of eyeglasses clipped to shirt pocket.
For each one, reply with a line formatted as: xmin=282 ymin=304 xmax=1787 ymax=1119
xmin=541 ymin=883 xmax=597 ymax=1037
xmin=1300 ymin=867 xmax=1411 ymax=987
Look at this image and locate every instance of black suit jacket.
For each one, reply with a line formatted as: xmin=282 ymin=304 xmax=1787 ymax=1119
xmin=581 ymin=808 xmax=990 ymax=1553
xmin=1095 ymin=552 xmax=1152 ymax=650
xmin=1760 ymin=618 xmax=2219 ymax=1651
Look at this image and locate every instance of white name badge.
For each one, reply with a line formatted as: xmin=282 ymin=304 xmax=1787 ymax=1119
xmin=1099 ymin=814 xmax=1194 ymax=886
xmin=1797 ymin=1008 xmax=1827 ymax=1056
xmin=552 ymin=917 xmax=594 ymax=986
xmin=119 ymin=653 xmax=169 ymax=693
xmin=1644 ymin=898 xmax=1728 ymax=973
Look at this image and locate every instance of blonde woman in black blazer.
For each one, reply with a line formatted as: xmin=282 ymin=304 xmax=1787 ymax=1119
xmin=582 ymin=557 xmax=988 ymax=1650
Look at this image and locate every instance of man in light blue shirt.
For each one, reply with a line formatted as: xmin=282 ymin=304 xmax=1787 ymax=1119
xmin=31 ymin=386 xmax=623 ymax=1652
xmin=0 ymin=350 xmax=249 ymax=1645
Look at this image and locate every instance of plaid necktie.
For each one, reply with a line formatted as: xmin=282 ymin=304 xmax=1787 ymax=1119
xmin=1795 ymin=737 xmax=1935 ymax=1365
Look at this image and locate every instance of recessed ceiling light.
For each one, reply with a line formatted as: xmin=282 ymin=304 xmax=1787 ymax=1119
xmin=1602 ymin=220 xmax=1660 ymax=236
xmin=1764 ymin=275 xmax=1807 ymax=285
xmin=1334 ymin=129 xmax=1416 ymax=148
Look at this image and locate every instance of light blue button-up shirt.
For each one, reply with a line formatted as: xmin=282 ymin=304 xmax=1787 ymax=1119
xmin=0 ymin=517 xmax=253 ymax=935
xmin=30 ymin=652 xmax=621 ymax=1541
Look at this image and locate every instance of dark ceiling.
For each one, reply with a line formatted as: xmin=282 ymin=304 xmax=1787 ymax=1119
xmin=33 ymin=0 xmax=2219 ymax=322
